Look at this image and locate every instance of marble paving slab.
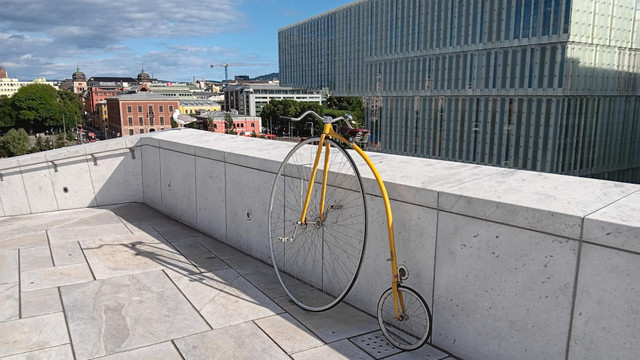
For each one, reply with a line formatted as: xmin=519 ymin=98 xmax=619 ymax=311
xmin=47 ymin=223 xmax=131 ymax=243
xmin=21 ymin=287 xmax=62 ymax=319
xmin=80 ymin=234 xmax=198 ymax=279
xmin=21 ymin=263 xmax=93 ymax=291
xmin=255 ymin=313 xmax=325 ymax=354
xmin=174 ymin=321 xmax=290 ymax=360
xmin=92 ymin=342 xmax=183 ymax=360
xmin=0 ymin=232 xmax=48 ymax=252
xmin=59 ymin=270 xmax=210 ymax=360
xmin=50 ymin=241 xmax=85 ymax=266
xmin=292 ymin=339 xmax=374 ymax=360
xmin=0 ymin=344 xmax=73 ymax=360
xmin=196 ymin=235 xmax=245 ymax=260
xmin=197 ymin=272 xmax=284 ymax=328
xmin=171 ymin=239 xmax=229 ymax=272
xmin=19 ymin=246 xmax=53 ymax=272
xmin=274 ymin=296 xmax=379 ymax=344
xmin=0 ymin=282 xmax=19 ymax=321
xmin=0 ymin=312 xmax=69 ymax=358
xmin=0 ymin=249 xmax=18 ymax=284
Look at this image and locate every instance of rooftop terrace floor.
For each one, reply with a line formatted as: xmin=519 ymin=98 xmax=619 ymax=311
xmin=0 ymin=203 xmax=454 ymax=360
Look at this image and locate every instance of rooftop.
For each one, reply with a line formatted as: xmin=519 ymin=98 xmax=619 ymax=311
xmin=0 ymin=129 xmax=638 ymax=360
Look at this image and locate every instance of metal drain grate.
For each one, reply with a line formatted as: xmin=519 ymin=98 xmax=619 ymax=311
xmin=350 ymin=331 xmax=402 ymax=359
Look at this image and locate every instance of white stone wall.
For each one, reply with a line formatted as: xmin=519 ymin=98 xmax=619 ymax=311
xmin=1 ymin=129 xmax=638 ymax=360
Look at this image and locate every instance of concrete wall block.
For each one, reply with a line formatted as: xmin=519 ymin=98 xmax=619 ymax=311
xmin=439 ymin=170 xmax=638 ymax=239
xmin=89 ymin=149 xmax=143 ymax=206
xmin=224 ymin=164 xmax=273 ymax=262
xmin=17 ymin=154 xmax=58 ymax=214
xmin=160 ymin=148 xmax=197 ymax=227
xmin=47 ymin=156 xmax=96 ymax=210
xmin=195 ymin=156 xmax=226 ymax=242
xmin=568 ymin=243 xmax=640 ymax=360
xmin=141 ymin=145 xmax=162 ymax=211
xmin=433 ymin=212 xmax=578 ymax=360
xmin=346 ymin=196 xmax=438 ymax=317
xmin=583 ymin=191 xmax=640 ymax=253
xmin=0 ymin=158 xmax=30 ymax=216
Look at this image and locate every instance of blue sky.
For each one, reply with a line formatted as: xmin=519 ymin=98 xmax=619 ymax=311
xmin=0 ymin=0 xmax=351 ymax=82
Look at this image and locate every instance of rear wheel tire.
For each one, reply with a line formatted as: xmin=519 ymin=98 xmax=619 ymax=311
xmin=377 ymin=285 xmax=432 ymax=350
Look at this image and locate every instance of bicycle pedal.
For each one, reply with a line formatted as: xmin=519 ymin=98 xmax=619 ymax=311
xmin=278 ymin=237 xmax=294 ymax=242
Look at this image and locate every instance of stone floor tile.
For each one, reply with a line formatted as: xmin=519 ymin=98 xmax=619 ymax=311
xmin=109 ymin=203 xmax=168 ymax=223
xmin=255 ymin=313 xmax=325 ymax=354
xmin=0 ymin=232 xmax=48 ymax=252
xmin=172 ymin=239 xmax=229 ymax=272
xmin=54 ymin=211 xmax=123 ymax=229
xmin=21 ymin=263 xmax=93 ymax=291
xmin=0 ymin=282 xmax=19 ymax=321
xmin=50 ymin=241 xmax=85 ymax=266
xmin=274 ymin=296 xmax=379 ymax=343
xmin=0 ymin=312 xmax=69 ymax=357
xmin=19 ymin=246 xmax=52 ymax=273
xmin=196 ymin=236 xmax=244 ymax=260
xmin=292 ymin=339 xmax=374 ymax=360
xmin=0 ymin=249 xmax=18 ymax=284
xmin=21 ymin=287 xmax=62 ymax=319
xmin=169 ymin=268 xmax=241 ymax=311
xmin=92 ymin=342 xmax=183 ymax=360
xmin=154 ymin=226 xmax=202 ymax=243
xmin=383 ymin=344 xmax=450 ymax=360
xmin=47 ymin=223 xmax=131 ymax=243
xmin=199 ymin=274 xmax=284 ymax=329
xmin=224 ymin=255 xmax=290 ymax=298
xmin=146 ymin=218 xmax=183 ymax=232
xmin=174 ymin=322 xmax=290 ymax=360
xmin=81 ymin=235 xmax=198 ymax=279
xmin=1 ymin=344 xmax=73 ymax=360
xmin=59 ymin=270 xmax=209 ymax=360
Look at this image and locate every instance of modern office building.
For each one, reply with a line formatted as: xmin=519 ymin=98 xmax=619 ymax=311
xmin=0 ymin=66 xmax=58 ymax=97
xmin=224 ymin=84 xmax=325 ymax=116
xmin=279 ymin=0 xmax=640 ymax=182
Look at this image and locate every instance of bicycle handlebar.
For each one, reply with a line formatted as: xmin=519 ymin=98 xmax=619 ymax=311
xmin=280 ymin=111 xmax=355 ymax=129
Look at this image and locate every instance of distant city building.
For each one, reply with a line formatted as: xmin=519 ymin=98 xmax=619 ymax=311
xmin=0 ymin=66 xmax=58 ymax=97
xmin=195 ymin=111 xmax=262 ymax=135
xmin=224 ymin=84 xmax=324 ymax=116
xmin=148 ymin=84 xmax=197 ymax=99
xmin=93 ymin=101 xmax=109 ymax=133
xmin=71 ymin=67 xmax=87 ymax=95
xmin=280 ymin=0 xmax=640 ymax=183
xmin=179 ymin=100 xmax=222 ymax=115
xmin=106 ymin=93 xmax=178 ymax=137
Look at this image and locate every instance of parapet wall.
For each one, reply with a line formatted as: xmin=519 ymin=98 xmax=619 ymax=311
xmin=0 ymin=129 xmax=638 ymax=360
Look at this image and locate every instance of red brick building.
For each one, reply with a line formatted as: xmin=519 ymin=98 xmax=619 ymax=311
xmin=106 ymin=94 xmax=179 ymax=137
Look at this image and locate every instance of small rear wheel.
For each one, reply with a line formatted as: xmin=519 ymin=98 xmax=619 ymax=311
xmin=377 ymin=285 xmax=432 ymax=350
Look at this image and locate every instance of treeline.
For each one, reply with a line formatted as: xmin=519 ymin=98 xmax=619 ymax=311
xmin=0 ymin=129 xmax=77 ymax=157
xmin=0 ymin=83 xmax=83 ymax=134
xmin=260 ymin=95 xmax=364 ymax=137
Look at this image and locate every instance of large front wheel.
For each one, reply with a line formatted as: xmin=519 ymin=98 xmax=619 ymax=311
xmin=377 ymin=285 xmax=432 ymax=350
xmin=269 ymin=137 xmax=367 ymax=311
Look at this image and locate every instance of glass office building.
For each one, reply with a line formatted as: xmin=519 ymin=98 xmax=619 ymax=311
xmin=279 ymin=0 xmax=640 ymax=182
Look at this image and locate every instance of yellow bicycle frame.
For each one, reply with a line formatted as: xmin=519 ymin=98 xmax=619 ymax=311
xmin=299 ymin=123 xmax=406 ymax=320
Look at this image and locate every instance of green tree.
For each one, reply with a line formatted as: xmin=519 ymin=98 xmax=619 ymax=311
xmin=54 ymin=132 xmax=67 ymax=148
xmin=224 ymin=112 xmax=235 ymax=134
xmin=0 ymin=96 xmax=14 ymax=130
xmin=0 ymin=128 xmax=30 ymax=157
xmin=10 ymin=84 xmax=82 ymax=133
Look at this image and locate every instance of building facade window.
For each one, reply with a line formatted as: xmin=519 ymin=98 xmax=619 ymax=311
xmin=160 ymin=116 xmax=164 ymax=125
xmin=127 ymin=106 xmax=132 ymax=113
xmin=128 ymin=117 xmax=133 ymax=126
xmin=138 ymin=116 xmax=143 ymax=126
xmin=169 ymin=105 xmax=174 ymax=112
xmin=148 ymin=105 xmax=153 ymax=113
xmin=129 ymin=129 xmax=134 ymax=136
xmin=159 ymin=105 xmax=164 ymax=112
xmin=137 ymin=105 xmax=143 ymax=112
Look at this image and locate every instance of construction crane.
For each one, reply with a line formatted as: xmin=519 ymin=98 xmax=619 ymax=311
xmin=209 ymin=63 xmax=277 ymax=87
